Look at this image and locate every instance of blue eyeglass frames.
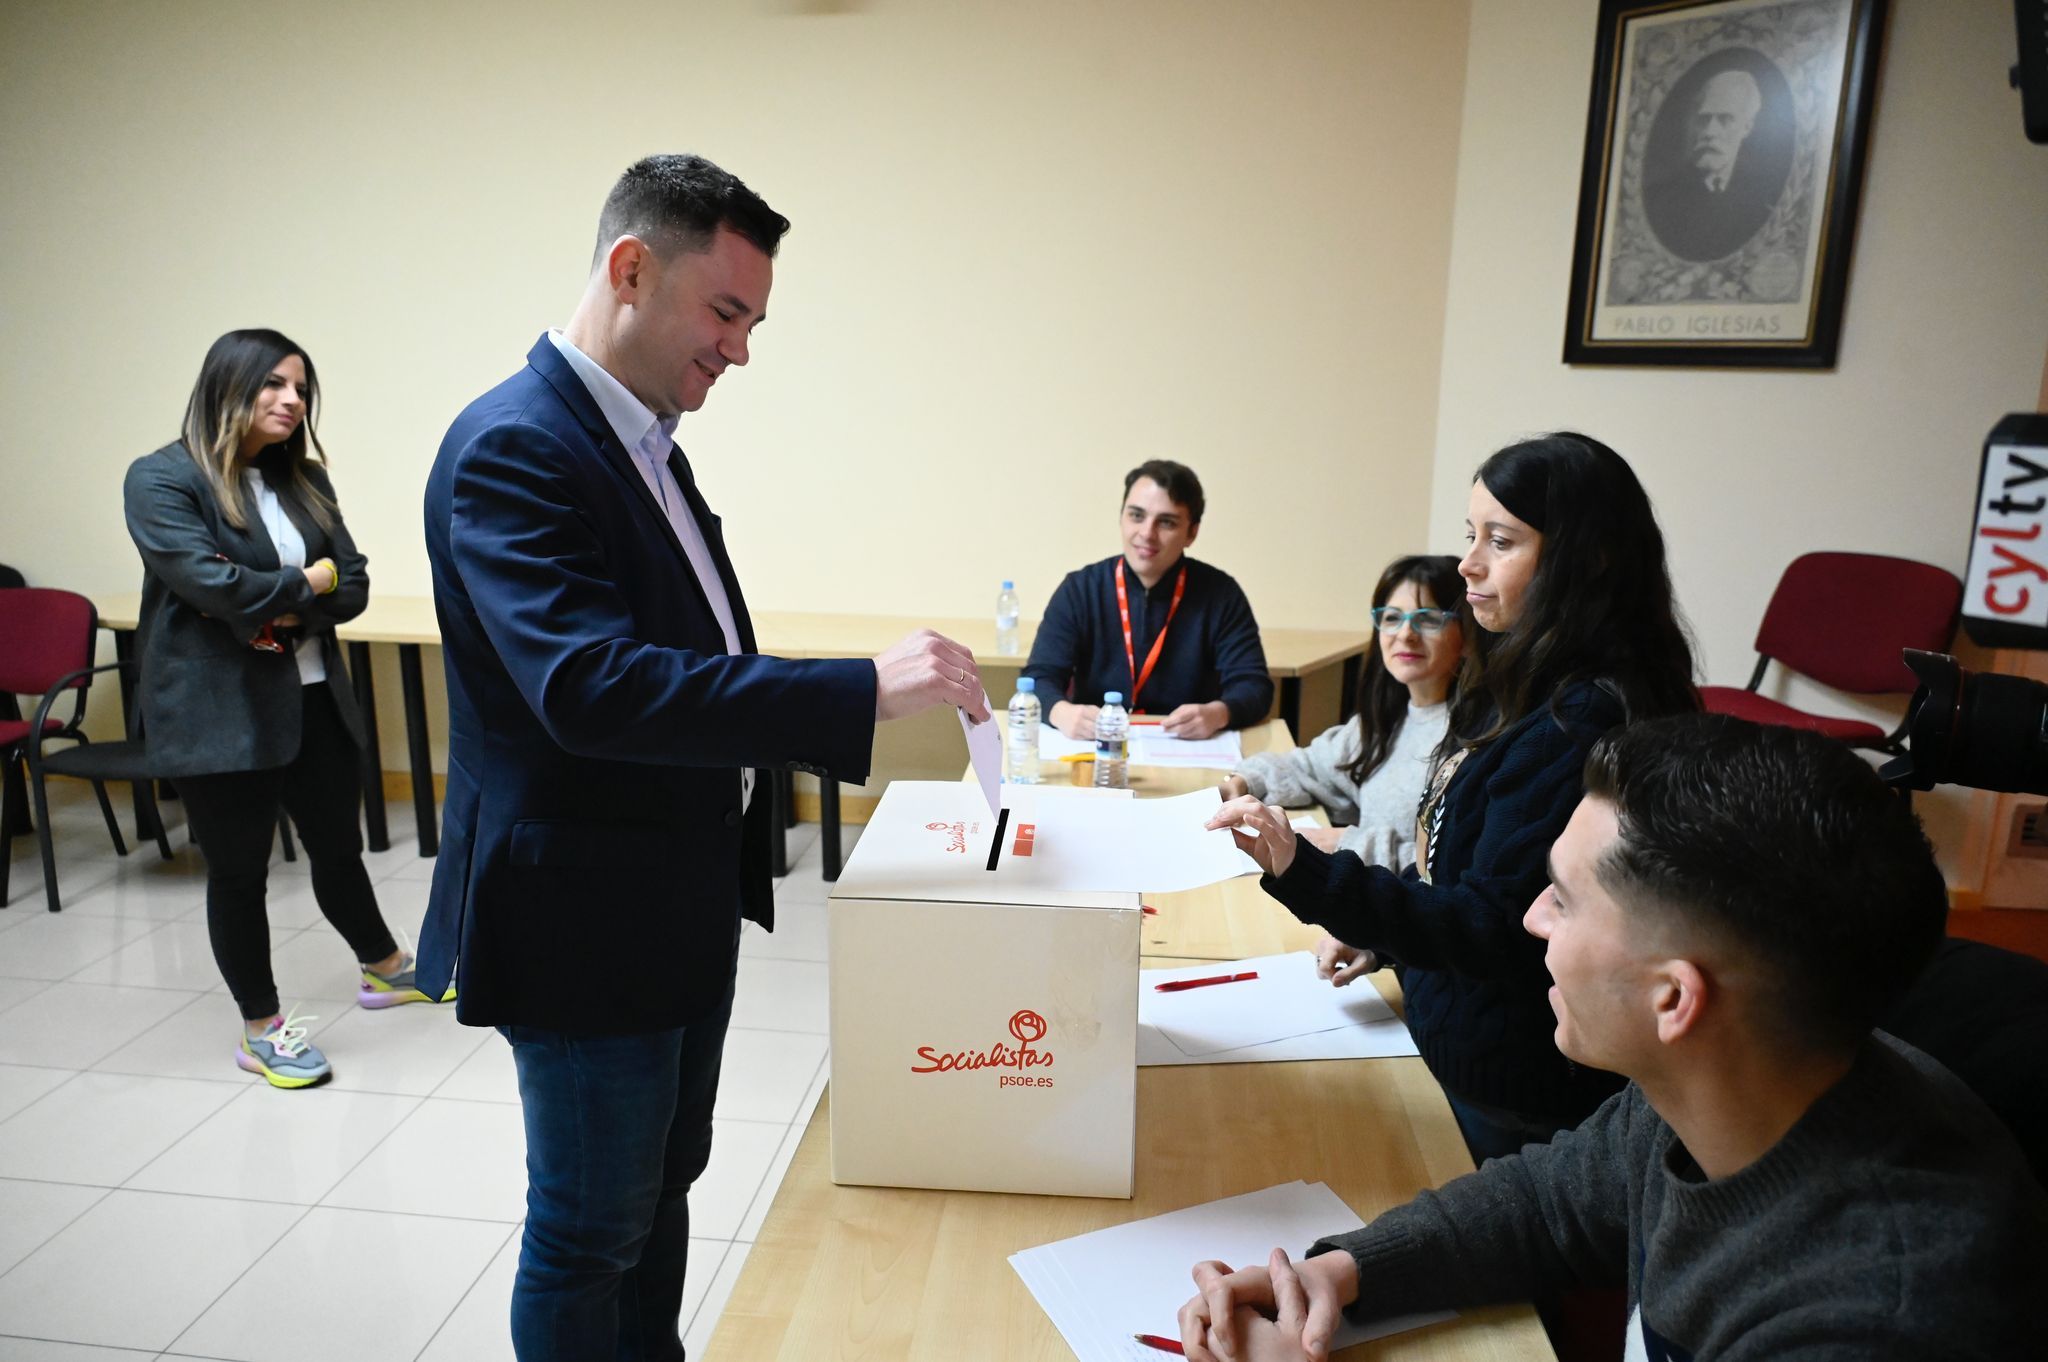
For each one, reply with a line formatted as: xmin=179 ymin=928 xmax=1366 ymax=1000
xmin=1369 ymin=607 xmax=1457 ymax=634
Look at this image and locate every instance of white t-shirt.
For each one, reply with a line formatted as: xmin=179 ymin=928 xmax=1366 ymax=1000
xmin=243 ymin=467 xmax=326 ymax=687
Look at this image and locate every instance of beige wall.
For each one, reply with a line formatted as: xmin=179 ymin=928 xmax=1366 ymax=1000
xmin=0 ymin=0 xmax=1469 ymax=628
xmin=1428 ymin=0 xmax=2048 ymax=872
xmin=1 ymin=0 xmax=1471 ymax=780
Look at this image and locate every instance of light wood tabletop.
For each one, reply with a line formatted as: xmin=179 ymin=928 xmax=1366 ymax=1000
xmin=705 ymin=971 xmax=1554 ymax=1360
xmin=93 ymin=591 xmax=443 ymax=645
xmin=752 ymin=610 xmax=1368 ymax=679
xmin=96 ymin=596 xmax=1365 ymax=676
xmin=703 ymin=733 xmax=1553 ymax=1361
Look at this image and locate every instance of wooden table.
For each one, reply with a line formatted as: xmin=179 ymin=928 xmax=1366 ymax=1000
xmin=96 ymin=593 xmax=442 ymax=857
xmin=753 ymin=612 xmax=1370 ymax=881
xmin=92 ymin=598 xmax=1369 ymax=875
xmin=752 ymin=610 xmax=1371 ymax=738
xmin=703 ymin=749 xmax=1554 ymax=1361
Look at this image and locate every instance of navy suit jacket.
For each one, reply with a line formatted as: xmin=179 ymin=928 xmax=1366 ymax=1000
xmin=417 ymin=335 xmax=877 ymax=1033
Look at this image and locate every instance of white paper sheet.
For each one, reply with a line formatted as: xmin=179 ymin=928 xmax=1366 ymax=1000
xmin=1000 ymin=786 xmax=1252 ymax=893
xmin=1138 ymin=952 xmax=1419 ymax=1064
xmin=1130 ymin=727 xmax=1243 ymax=769
xmin=1009 ymin=1181 xmax=1452 ymax=1361
xmin=1036 ymin=723 xmax=1245 ymax=771
xmin=1038 ymin=724 xmax=1097 ymax=761
xmin=960 ymin=695 xmax=1002 ymax=815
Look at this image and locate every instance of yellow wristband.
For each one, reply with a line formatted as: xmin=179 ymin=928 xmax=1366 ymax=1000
xmin=318 ymin=558 xmax=340 ymax=594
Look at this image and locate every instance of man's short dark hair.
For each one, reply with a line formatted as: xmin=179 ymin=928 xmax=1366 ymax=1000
xmin=1122 ymin=460 xmax=1205 ymax=524
xmin=594 ymin=154 xmax=790 ymax=267
xmin=1583 ymin=713 xmax=1948 ymax=1056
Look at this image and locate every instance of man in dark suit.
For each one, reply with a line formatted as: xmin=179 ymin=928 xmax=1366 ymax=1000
xmin=418 ymin=153 xmax=987 ymax=1360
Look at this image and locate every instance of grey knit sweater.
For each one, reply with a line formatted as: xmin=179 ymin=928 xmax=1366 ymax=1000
xmin=1311 ymin=1034 xmax=2048 ymax=1359
xmin=1237 ymin=702 xmax=1447 ymax=870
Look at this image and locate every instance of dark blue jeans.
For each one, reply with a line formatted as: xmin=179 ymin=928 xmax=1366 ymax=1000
xmin=500 ymin=974 xmax=735 ymax=1362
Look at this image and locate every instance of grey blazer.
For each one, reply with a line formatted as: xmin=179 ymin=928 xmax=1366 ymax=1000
xmin=122 ymin=441 xmax=370 ymax=777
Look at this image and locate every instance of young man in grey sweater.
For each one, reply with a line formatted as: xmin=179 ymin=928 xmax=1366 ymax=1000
xmin=1179 ymin=713 xmax=2048 ymax=1361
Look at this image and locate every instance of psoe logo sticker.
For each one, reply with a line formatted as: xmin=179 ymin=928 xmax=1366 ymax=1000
xmin=910 ymin=1009 xmax=1056 ymax=1088
xmin=924 ymin=819 xmax=980 ymax=854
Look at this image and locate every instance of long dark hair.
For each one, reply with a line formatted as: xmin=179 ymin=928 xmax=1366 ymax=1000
xmin=1447 ymin=432 xmax=1697 ymax=751
xmin=180 ymin=328 xmax=336 ymax=532
xmin=1344 ymin=555 xmax=1466 ymax=787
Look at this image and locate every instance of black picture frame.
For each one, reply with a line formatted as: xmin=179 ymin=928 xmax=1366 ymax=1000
xmin=1563 ymin=0 xmax=1887 ymax=368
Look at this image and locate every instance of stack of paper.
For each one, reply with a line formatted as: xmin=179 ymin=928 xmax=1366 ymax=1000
xmin=1009 ymin=1181 xmax=1452 ymax=1360
xmin=1139 ymin=952 xmax=1420 ymax=1065
xmin=1034 ymin=723 xmax=1244 ymax=771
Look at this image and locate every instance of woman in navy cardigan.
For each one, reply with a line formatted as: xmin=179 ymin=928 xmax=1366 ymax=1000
xmin=1213 ymin=433 xmax=1697 ymax=1162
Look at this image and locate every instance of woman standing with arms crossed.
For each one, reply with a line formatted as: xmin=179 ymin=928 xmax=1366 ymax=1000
xmin=1211 ymin=433 xmax=1697 ymax=1161
xmin=125 ymin=329 xmax=443 ymax=1089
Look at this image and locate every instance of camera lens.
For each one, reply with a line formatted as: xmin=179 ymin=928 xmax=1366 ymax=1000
xmin=1883 ymin=650 xmax=2048 ymax=796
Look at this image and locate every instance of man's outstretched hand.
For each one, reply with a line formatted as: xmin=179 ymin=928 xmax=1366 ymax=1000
xmin=875 ymin=630 xmax=990 ymax=723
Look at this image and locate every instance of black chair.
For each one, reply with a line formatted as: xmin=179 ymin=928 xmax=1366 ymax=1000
xmin=0 ymin=587 xmax=173 ymax=911
xmin=23 ymin=660 xmax=175 ymax=910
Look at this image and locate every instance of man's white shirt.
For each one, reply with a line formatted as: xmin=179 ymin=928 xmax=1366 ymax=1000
xmin=548 ymin=329 xmax=755 ymax=811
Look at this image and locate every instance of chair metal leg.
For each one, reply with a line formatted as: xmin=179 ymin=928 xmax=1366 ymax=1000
xmin=91 ymin=780 xmax=129 ymax=857
xmin=27 ymin=755 xmax=61 ymax=912
xmin=0 ymin=753 xmax=16 ymax=907
xmin=138 ymin=781 xmax=173 ymax=861
xmin=1 ymin=748 xmax=29 ymax=838
xmin=278 ymin=812 xmax=299 ymax=863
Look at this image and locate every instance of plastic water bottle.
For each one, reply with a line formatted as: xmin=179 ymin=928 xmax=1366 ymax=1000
xmin=1094 ymin=691 xmax=1129 ymax=789
xmin=995 ymin=581 xmax=1021 ymax=656
xmin=1006 ymin=677 xmax=1041 ymax=785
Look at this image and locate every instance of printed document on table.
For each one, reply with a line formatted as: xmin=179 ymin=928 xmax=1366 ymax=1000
xmin=1138 ymin=952 xmax=1419 ymax=1063
xmin=960 ymin=696 xmax=1002 ymax=815
xmin=1009 ymin=1180 xmax=1452 ymax=1362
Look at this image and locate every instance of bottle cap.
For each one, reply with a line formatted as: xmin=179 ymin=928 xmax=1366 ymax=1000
xmin=1104 ymin=691 xmax=1123 ymax=705
xmin=1016 ymin=677 xmax=1035 ymax=692
xmin=1001 ymin=580 xmax=1014 ymax=590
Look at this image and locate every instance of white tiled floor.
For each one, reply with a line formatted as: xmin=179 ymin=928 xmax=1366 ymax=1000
xmin=0 ymin=785 xmax=846 ymax=1360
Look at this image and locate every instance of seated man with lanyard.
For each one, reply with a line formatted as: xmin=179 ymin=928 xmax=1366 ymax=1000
xmin=1025 ymin=460 xmax=1272 ymax=741
xmin=1178 ymin=713 xmax=2046 ymax=1362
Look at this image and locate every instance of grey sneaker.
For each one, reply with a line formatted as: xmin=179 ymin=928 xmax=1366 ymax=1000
xmin=236 ymin=1010 xmax=331 ymax=1089
xmin=359 ymin=952 xmax=457 ymax=1009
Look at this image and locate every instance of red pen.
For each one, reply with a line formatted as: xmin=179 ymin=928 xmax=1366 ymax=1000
xmin=1153 ymin=971 xmax=1259 ymax=993
xmin=1133 ymin=1334 xmax=1185 ymax=1355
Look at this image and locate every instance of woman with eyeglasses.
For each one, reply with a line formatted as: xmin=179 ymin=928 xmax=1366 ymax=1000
xmin=1222 ymin=556 xmax=1463 ymax=977
xmin=124 ymin=329 xmax=444 ymax=1091
xmin=1211 ymin=433 xmax=1697 ymax=1161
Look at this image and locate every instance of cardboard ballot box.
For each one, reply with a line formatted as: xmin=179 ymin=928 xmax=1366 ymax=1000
xmin=827 ymin=780 xmax=1142 ymax=1199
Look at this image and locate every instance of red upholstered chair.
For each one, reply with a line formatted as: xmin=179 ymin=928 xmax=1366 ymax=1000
xmin=0 ymin=588 xmax=173 ymax=911
xmin=1697 ymin=552 xmax=1962 ymax=755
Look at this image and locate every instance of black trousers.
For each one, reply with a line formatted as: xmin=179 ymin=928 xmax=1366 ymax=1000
xmin=178 ymin=682 xmax=398 ymax=1021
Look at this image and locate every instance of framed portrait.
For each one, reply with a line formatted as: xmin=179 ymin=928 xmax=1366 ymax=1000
xmin=1563 ymin=0 xmax=1887 ymax=368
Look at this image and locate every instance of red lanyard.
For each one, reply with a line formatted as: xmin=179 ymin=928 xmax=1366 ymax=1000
xmin=1115 ymin=560 xmax=1187 ymax=713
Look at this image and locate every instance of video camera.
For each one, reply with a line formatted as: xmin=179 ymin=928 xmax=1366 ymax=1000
xmin=1881 ymin=415 xmax=2048 ymax=798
